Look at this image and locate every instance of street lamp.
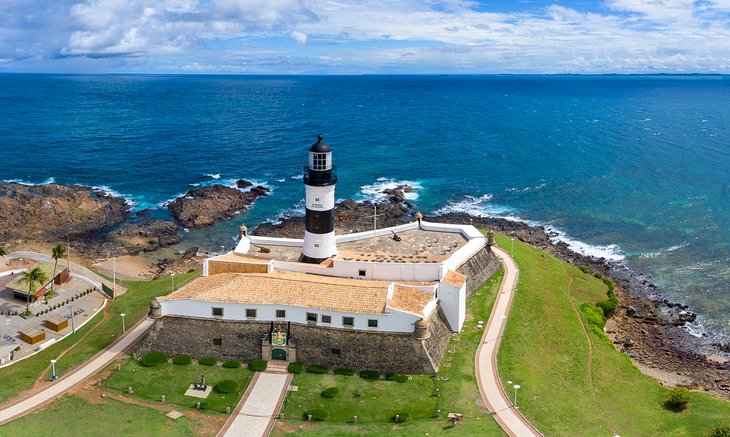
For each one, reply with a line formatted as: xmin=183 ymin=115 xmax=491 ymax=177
xmin=513 ymin=384 xmax=521 ymax=407
xmin=68 ymin=305 xmax=76 ymax=333
xmin=113 ymin=256 xmax=117 ymax=295
xmin=171 ymin=273 xmax=176 ymax=293
xmin=50 ymin=359 xmax=57 ymax=381
xmin=510 ymin=238 xmax=515 ymax=255
xmin=120 ymin=313 xmax=126 ymax=334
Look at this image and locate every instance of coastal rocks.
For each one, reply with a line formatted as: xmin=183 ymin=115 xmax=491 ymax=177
xmin=108 ymin=220 xmax=182 ymax=253
xmin=167 ymin=183 xmax=269 ymax=228
xmin=0 ymin=182 xmax=130 ymax=240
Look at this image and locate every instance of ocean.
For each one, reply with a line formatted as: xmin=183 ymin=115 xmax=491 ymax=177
xmin=0 ymin=74 xmax=728 ymax=342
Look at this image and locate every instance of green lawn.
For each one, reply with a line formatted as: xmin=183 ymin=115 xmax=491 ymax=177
xmin=0 ymin=272 xmax=198 ymax=404
xmin=104 ymin=357 xmax=253 ymax=413
xmin=495 ymin=234 xmax=730 ymax=436
xmin=0 ymin=394 xmax=196 ymax=436
xmin=274 ymin=271 xmax=506 ymax=436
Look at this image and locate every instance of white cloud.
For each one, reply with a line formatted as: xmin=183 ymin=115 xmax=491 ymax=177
xmin=290 ymin=30 xmax=308 ymax=44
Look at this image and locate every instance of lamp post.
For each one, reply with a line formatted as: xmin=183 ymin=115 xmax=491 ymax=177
xmin=120 ymin=313 xmax=126 ymax=334
xmin=513 ymin=384 xmax=521 ymax=407
xmin=221 ymin=245 xmax=225 ymax=254
xmin=50 ymin=359 xmax=57 ymax=381
xmin=171 ymin=273 xmax=175 ymax=293
xmin=69 ymin=305 xmax=76 ymax=333
xmin=113 ymin=256 xmax=117 ymax=295
xmin=510 ymin=238 xmax=515 ymax=256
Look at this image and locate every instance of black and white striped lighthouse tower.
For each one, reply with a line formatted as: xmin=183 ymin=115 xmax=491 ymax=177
xmin=300 ymin=135 xmax=338 ymax=263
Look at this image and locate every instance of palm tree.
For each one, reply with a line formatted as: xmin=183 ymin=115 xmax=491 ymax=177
xmin=18 ymin=267 xmax=48 ymax=315
xmin=50 ymin=244 xmax=67 ymax=293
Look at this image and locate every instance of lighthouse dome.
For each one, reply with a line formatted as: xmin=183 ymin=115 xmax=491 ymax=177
xmin=309 ymin=135 xmax=331 ymax=153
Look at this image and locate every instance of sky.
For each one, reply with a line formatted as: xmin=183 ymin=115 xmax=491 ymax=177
xmin=1 ymin=0 xmax=729 ymax=74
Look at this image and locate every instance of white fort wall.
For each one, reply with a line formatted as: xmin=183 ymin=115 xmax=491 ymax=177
xmin=160 ymin=300 xmax=431 ymax=334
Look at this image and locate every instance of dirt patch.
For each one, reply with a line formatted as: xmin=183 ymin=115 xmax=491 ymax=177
xmin=274 ymin=421 xmax=317 ymax=434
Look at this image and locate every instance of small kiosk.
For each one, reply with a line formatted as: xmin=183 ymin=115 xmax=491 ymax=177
xmin=20 ymin=327 xmax=45 ymax=345
xmin=45 ymin=316 xmax=69 ymax=332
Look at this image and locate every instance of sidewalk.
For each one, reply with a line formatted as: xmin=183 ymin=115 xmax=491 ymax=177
xmin=475 ymin=245 xmax=542 ymax=437
xmin=0 ymin=317 xmax=154 ymax=424
xmin=217 ymin=364 xmax=291 ymax=437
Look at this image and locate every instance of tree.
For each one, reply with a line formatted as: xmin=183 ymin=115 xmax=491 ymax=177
xmin=0 ymin=246 xmax=7 ymax=258
xmin=18 ymin=267 xmax=48 ymax=315
xmin=664 ymin=387 xmax=691 ymax=411
xmin=50 ymin=244 xmax=67 ymax=293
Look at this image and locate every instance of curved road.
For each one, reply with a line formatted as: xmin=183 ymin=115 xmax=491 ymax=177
xmin=0 ymin=317 xmax=154 ymax=425
xmin=476 ymin=245 xmax=542 ymax=437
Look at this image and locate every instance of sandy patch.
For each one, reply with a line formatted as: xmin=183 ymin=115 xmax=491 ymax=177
xmin=94 ymin=255 xmax=157 ymax=280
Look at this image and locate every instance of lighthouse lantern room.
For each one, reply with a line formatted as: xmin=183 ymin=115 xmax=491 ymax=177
xmin=300 ymin=135 xmax=338 ymax=263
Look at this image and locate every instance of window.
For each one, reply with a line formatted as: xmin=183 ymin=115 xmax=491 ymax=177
xmin=312 ymin=153 xmax=328 ymax=170
xmin=212 ymin=307 xmax=223 ymax=317
xmin=342 ymin=316 xmax=354 ymax=327
xmin=245 ymin=308 xmax=257 ymax=318
xmin=367 ymin=319 xmax=378 ymax=328
xmin=276 ymin=309 xmax=286 ymax=318
xmin=321 ymin=315 xmax=332 ymax=324
xmin=358 ymin=269 xmax=366 ymax=277
xmin=213 ymin=338 xmax=222 ymax=346
xmin=306 ymin=312 xmax=318 ymax=323
xmin=331 ymin=348 xmax=341 ymax=356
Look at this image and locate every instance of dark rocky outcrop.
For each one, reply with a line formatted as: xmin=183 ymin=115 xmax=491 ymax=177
xmin=0 ymin=182 xmax=130 ymax=241
xmin=168 ymin=183 xmax=270 ymax=228
xmin=108 ymin=220 xmax=182 ymax=253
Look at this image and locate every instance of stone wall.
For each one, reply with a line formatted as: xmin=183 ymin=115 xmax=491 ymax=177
xmin=423 ymin=306 xmax=452 ymax=371
xmin=137 ymin=314 xmax=453 ymax=374
xmin=457 ymin=245 xmax=500 ymax=296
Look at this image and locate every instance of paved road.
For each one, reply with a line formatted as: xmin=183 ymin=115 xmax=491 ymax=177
xmin=218 ymin=365 xmax=291 ymax=437
xmin=475 ymin=245 xmax=542 ymax=437
xmin=0 ymin=317 xmax=154 ymax=425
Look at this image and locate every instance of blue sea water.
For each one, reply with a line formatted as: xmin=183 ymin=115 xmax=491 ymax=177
xmin=0 ymin=74 xmax=729 ymax=341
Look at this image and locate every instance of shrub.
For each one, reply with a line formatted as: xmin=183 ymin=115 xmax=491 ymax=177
xmin=333 ymin=367 xmax=355 ymax=376
xmin=306 ymin=364 xmax=329 ymax=374
xmin=223 ymin=359 xmax=241 ymax=368
xmin=580 ymin=304 xmax=606 ymax=329
xmin=321 ymin=387 xmax=339 ymax=398
xmin=664 ymin=387 xmax=691 ymax=411
xmin=709 ymin=424 xmax=730 ymax=437
xmin=578 ymin=266 xmax=591 ymax=274
xmin=304 ymin=408 xmax=329 ymax=421
xmin=391 ymin=412 xmax=410 ymax=423
xmin=198 ymin=357 xmax=218 ymax=366
xmin=140 ymin=352 xmax=168 ymax=367
xmin=248 ymin=359 xmax=268 ymax=372
xmin=386 ymin=372 xmax=408 ymax=383
xmin=359 ymin=370 xmax=380 ymax=380
xmin=593 ymin=272 xmax=604 ymax=279
xmin=287 ymin=362 xmax=304 ymax=374
xmin=173 ymin=354 xmax=192 ymax=365
xmin=214 ymin=380 xmax=239 ymax=394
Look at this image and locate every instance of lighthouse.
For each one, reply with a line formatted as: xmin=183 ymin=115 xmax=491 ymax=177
xmin=300 ymin=135 xmax=338 ymax=263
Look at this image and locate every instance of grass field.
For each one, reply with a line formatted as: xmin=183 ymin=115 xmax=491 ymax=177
xmin=0 ymin=394 xmax=196 ymax=436
xmin=0 ymin=272 xmax=198 ymax=404
xmin=273 ymin=271 xmax=506 ymax=436
xmin=495 ymin=234 xmax=730 ymax=436
xmin=104 ymin=357 xmax=254 ymax=413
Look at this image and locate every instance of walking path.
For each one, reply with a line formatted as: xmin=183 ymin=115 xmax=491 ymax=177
xmin=0 ymin=317 xmax=154 ymax=425
xmin=217 ymin=363 xmax=291 ymax=437
xmin=475 ymin=245 xmax=542 ymax=437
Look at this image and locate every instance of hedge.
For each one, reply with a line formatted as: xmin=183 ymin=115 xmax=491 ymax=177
xmin=140 ymin=352 xmax=168 ymax=367
xmin=304 ymin=408 xmax=330 ymax=421
xmin=321 ymin=387 xmax=339 ymax=398
xmin=214 ymin=379 xmax=240 ymax=394
xmin=248 ymin=359 xmax=268 ymax=372
xmin=333 ymin=367 xmax=355 ymax=376
xmin=709 ymin=424 xmax=730 ymax=437
xmin=198 ymin=357 xmax=218 ymax=366
xmin=172 ymin=354 xmax=192 ymax=365
xmin=359 ymin=370 xmax=380 ymax=380
xmin=386 ymin=372 xmax=408 ymax=383
xmin=223 ymin=359 xmax=242 ymax=368
xmin=288 ymin=362 xmax=304 ymax=374
xmin=306 ymin=364 xmax=329 ymax=374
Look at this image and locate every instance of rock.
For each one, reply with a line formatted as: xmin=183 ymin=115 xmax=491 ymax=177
xmin=168 ymin=184 xmax=269 ymax=228
xmin=0 ymin=182 xmax=130 ymax=240
xmin=626 ymin=306 xmax=637 ymax=316
xmin=108 ymin=221 xmax=182 ymax=254
xmin=236 ymin=180 xmax=253 ymax=189
xmin=181 ymin=246 xmax=199 ymax=260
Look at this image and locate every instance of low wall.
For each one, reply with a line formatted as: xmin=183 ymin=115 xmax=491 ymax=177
xmin=456 ymin=245 xmax=500 ymax=295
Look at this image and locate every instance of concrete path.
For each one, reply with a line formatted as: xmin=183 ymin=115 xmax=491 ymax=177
xmin=475 ymin=245 xmax=542 ymax=437
xmin=218 ymin=365 xmax=291 ymax=437
xmin=0 ymin=317 xmax=154 ymax=425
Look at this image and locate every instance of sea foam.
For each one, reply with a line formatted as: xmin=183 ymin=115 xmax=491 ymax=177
xmin=357 ymin=178 xmax=423 ymax=202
